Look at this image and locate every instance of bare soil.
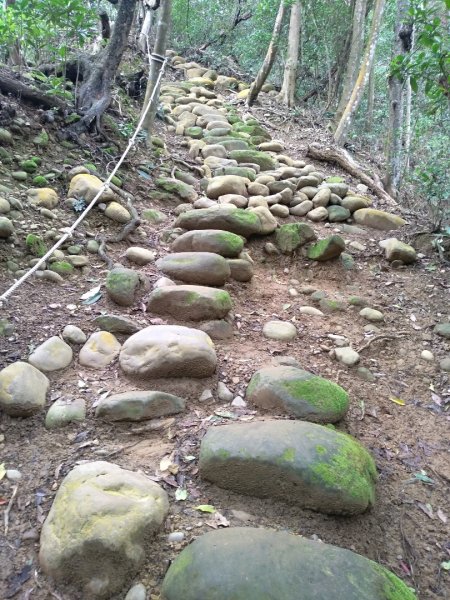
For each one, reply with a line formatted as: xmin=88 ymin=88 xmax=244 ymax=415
xmin=0 ymin=83 xmax=449 ymax=600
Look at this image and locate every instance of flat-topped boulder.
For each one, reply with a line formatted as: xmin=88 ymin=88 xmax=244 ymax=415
xmin=120 ymin=325 xmax=217 ymax=378
xmin=199 ymin=420 xmax=377 ymax=515
xmin=228 ymin=149 xmax=277 ymax=171
xmin=175 ymin=205 xmax=262 ymax=237
xmin=161 ymin=528 xmax=417 ymax=600
xmin=95 ymin=391 xmax=185 ymax=421
xmin=172 ymin=229 xmax=244 ymax=257
xmin=353 ymin=208 xmax=406 ymax=230
xmin=39 ymin=461 xmax=168 ymax=598
xmin=246 ymin=366 xmax=349 ymax=422
xmin=147 ymin=285 xmax=232 ymax=321
xmin=156 ymin=252 xmax=231 ymax=286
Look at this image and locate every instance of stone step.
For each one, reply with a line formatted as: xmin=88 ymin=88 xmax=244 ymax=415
xmin=199 ymin=419 xmax=377 ymax=515
xmin=172 ymin=229 xmax=244 ymax=257
xmin=161 ymin=528 xmax=417 ymax=600
xmin=147 ymin=284 xmax=232 ymax=321
xmin=156 ymin=252 xmax=231 ymax=286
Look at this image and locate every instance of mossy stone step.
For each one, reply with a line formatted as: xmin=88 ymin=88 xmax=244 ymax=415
xmin=175 ymin=205 xmax=262 ymax=238
xmin=276 ymin=222 xmax=317 ymax=254
xmin=147 ymin=285 xmax=232 ymax=321
xmin=156 ymin=252 xmax=231 ymax=286
xmin=161 ymin=527 xmax=417 ymax=600
xmin=307 ymin=235 xmax=346 ymax=261
xmin=246 ymin=366 xmax=349 ymax=423
xmin=172 ymin=229 xmax=244 ymax=257
xmin=228 ymin=149 xmax=278 ymax=171
xmin=199 ymin=419 xmax=377 ymax=515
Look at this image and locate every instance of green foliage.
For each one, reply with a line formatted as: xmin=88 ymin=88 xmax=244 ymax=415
xmin=390 ymin=0 xmax=450 ymax=112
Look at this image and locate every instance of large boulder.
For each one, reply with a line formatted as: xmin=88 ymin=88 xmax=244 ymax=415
xmin=95 ymin=391 xmax=185 ymax=421
xmin=119 ymin=325 xmax=217 ymax=378
xmin=147 ymin=285 xmax=232 ymax=321
xmin=106 ymin=267 xmax=140 ymax=307
xmin=171 ymin=229 xmax=244 ymax=257
xmin=353 ymin=209 xmax=406 ymax=231
xmin=156 ymin=177 xmax=198 ymax=202
xmin=0 ymin=361 xmax=49 ymax=416
xmin=379 ymin=238 xmax=417 ymax=264
xmin=27 ymin=187 xmax=59 ymax=209
xmin=156 ymin=252 xmax=231 ymax=286
xmin=28 ymin=336 xmax=73 ymax=372
xmin=68 ymin=173 xmax=116 ymax=203
xmin=161 ymin=528 xmax=417 ymax=600
xmin=175 ymin=205 xmax=262 ymax=237
xmin=246 ymin=366 xmax=349 ymax=423
xmin=199 ymin=420 xmax=377 ymax=515
xmin=276 ymin=223 xmax=316 ymax=254
xmin=206 ymin=175 xmax=249 ymax=199
xmin=39 ymin=461 xmax=169 ymax=598
xmin=307 ymin=235 xmax=346 ymax=261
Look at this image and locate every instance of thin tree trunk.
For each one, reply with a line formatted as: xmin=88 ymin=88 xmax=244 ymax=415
xmin=403 ymin=76 xmax=412 ymax=172
xmin=366 ymin=60 xmax=375 ymax=131
xmin=385 ymin=0 xmax=410 ymax=196
xmin=334 ymin=0 xmax=367 ymax=124
xmin=138 ymin=7 xmax=153 ymax=53
xmin=141 ymin=0 xmax=171 ymax=140
xmin=334 ymin=0 xmax=385 ymax=145
xmin=279 ymin=0 xmax=301 ymax=107
xmin=74 ymin=0 xmax=138 ymax=133
xmin=246 ymin=0 xmax=286 ymax=107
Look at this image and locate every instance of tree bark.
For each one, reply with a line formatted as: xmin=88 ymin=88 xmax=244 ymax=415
xmin=385 ymin=0 xmax=410 ymax=196
xmin=246 ymin=0 xmax=287 ymax=107
xmin=0 ymin=67 xmax=67 ymax=111
xmin=307 ymin=142 xmax=395 ymax=204
xmin=141 ymin=0 xmax=172 ymax=140
xmin=366 ymin=60 xmax=375 ymax=131
xmin=279 ymin=0 xmax=301 ymax=107
xmin=403 ymin=75 xmax=412 ymax=172
xmin=334 ymin=0 xmax=367 ymax=125
xmin=334 ymin=0 xmax=385 ymax=145
xmin=73 ymin=0 xmax=138 ymax=133
xmin=138 ymin=7 xmax=153 ymax=53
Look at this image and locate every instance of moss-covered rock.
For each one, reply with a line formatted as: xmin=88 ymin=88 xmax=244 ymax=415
xmin=26 ymin=233 xmax=47 ymax=257
xmin=175 ymin=205 xmax=262 ymax=238
xmin=185 ymin=126 xmax=204 ymax=139
xmin=156 ymin=177 xmax=198 ymax=202
xmin=32 ymin=129 xmax=49 ymax=146
xmin=246 ymin=366 xmax=349 ymax=422
xmin=307 ymin=235 xmax=346 ymax=261
xmin=212 ymin=166 xmax=256 ymax=180
xmin=199 ymin=419 xmax=377 ymax=515
xmin=142 ymin=208 xmax=167 ymax=223
xmin=353 ymin=208 xmax=406 ymax=231
xmin=161 ymin=528 xmax=417 ymax=600
xmin=106 ymin=267 xmax=139 ymax=307
xmin=172 ymin=229 xmax=244 ymax=257
xmin=32 ymin=175 xmax=48 ymax=187
xmin=147 ymin=285 xmax=232 ymax=321
xmin=20 ymin=159 xmax=38 ymax=173
xmin=276 ymin=223 xmax=317 ymax=254
xmin=229 ymin=149 xmax=277 ymax=171
xmin=49 ymin=261 xmax=74 ymax=277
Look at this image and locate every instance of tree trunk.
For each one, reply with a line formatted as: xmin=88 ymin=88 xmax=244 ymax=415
xmin=279 ymin=0 xmax=301 ymax=107
xmin=366 ymin=60 xmax=375 ymax=132
xmin=141 ymin=0 xmax=171 ymax=140
xmin=385 ymin=0 xmax=410 ymax=196
xmin=403 ymin=76 xmax=412 ymax=172
xmin=246 ymin=0 xmax=287 ymax=107
xmin=74 ymin=0 xmax=138 ymax=133
xmin=138 ymin=6 xmax=153 ymax=53
xmin=334 ymin=0 xmax=385 ymax=145
xmin=334 ymin=0 xmax=367 ymax=125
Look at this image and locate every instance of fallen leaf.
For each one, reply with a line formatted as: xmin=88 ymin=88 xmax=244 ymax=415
xmin=437 ymin=509 xmax=447 ymax=523
xmin=195 ymin=504 xmax=216 ymax=513
xmin=80 ymin=285 xmax=101 ymax=301
xmin=389 ymin=396 xmax=406 ymax=406
xmin=175 ymin=488 xmax=188 ymax=501
xmin=417 ymin=502 xmax=434 ymax=519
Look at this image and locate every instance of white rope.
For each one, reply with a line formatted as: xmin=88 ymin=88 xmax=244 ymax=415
xmin=0 ymin=53 xmax=168 ymax=306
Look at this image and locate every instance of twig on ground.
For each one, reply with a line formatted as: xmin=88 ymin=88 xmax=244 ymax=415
xmin=357 ymin=331 xmax=409 ymax=353
xmin=4 ymin=485 xmax=19 ymax=535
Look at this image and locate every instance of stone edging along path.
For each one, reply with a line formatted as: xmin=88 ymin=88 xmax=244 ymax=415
xmin=0 ymin=53 xmax=421 ymax=599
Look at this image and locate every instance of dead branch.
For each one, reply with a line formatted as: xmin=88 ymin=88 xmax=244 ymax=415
xmin=0 ymin=67 xmax=68 ymax=112
xmin=357 ymin=331 xmax=408 ymax=353
xmin=307 ymin=142 xmax=397 ymax=205
xmin=4 ymin=484 xmax=18 ymax=535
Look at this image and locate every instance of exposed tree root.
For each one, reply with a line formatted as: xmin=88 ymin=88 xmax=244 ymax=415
xmin=307 ymin=142 xmax=396 ymax=205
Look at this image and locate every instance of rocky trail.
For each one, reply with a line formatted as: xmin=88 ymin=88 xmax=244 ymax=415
xmin=0 ymin=52 xmax=449 ymax=600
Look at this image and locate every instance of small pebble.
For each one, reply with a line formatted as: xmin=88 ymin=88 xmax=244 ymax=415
xmin=6 ymin=469 xmax=22 ymax=481
xmin=168 ymin=531 xmax=185 ymax=543
xmin=421 ymin=350 xmax=434 ymax=362
xmin=231 ymin=396 xmax=247 ymax=408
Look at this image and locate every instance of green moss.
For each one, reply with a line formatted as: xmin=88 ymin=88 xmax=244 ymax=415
xmin=232 ymin=209 xmax=260 ymax=227
xmin=310 ymin=434 xmax=377 ymax=505
xmin=215 ymin=290 xmax=232 ymax=310
xmin=281 ymin=376 xmax=349 ymax=413
xmin=229 ymin=149 xmax=277 ymax=171
xmin=307 ymin=236 xmax=345 ymax=261
xmin=32 ymin=175 xmax=48 ymax=187
xmin=49 ymin=261 xmax=74 ymax=277
xmin=142 ymin=209 xmax=167 ymax=223
xmin=20 ymin=159 xmax=38 ymax=173
xmin=315 ymin=445 xmax=327 ymax=455
xmin=379 ymin=567 xmax=417 ymax=600
xmin=184 ymin=291 xmax=201 ymax=305
xmin=32 ymin=130 xmax=49 ymax=146
xmin=280 ymin=447 xmax=296 ymax=462
xmin=163 ymin=545 xmax=194 ymax=584
xmin=111 ymin=175 xmax=122 ymax=187
xmin=326 ymin=176 xmax=344 ymax=183
xmin=217 ymin=231 xmax=244 ymax=253
xmin=185 ymin=126 xmax=203 ymax=139
xmin=83 ymin=163 xmax=97 ymax=172
xmin=26 ymin=234 xmax=47 ymax=257
xmin=151 ymin=136 xmax=165 ymax=148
